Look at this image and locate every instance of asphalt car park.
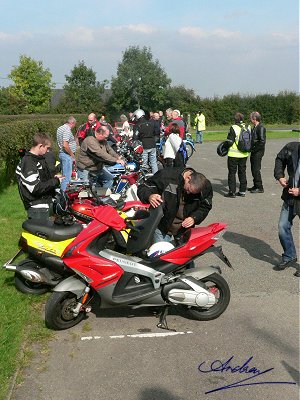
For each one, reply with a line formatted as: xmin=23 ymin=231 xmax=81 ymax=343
xmin=11 ymin=139 xmax=299 ymax=400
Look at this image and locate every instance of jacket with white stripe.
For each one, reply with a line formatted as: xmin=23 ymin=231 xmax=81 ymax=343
xmin=16 ymin=151 xmax=59 ymax=210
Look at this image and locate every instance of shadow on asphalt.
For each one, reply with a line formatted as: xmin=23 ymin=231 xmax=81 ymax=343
xmin=211 ymin=178 xmax=228 ymax=196
xmin=139 ymin=387 xmax=184 ymax=400
xmin=223 ymin=231 xmax=281 ymax=266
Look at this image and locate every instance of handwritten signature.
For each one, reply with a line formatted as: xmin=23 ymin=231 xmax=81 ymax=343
xmin=198 ymin=355 xmax=297 ymax=394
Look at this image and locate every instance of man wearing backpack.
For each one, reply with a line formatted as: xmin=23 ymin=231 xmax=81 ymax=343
xmin=248 ymin=111 xmax=266 ymax=193
xmin=224 ymin=112 xmax=251 ymax=198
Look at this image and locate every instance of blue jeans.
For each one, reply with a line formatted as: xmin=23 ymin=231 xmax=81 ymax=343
xmin=153 ymin=228 xmax=173 ymax=243
xmin=59 ymin=152 xmax=73 ymax=191
xmin=278 ymin=201 xmax=298 ymax=261
xmin=77 ymin=169 xmax=89 ymax=182
xmin=142 ymin=148 xmax=158 ymax=174
xmin=89 ymin=166 xmax=114 ymax=189
xmin=196 ymin=130 xmax=203 ymax=143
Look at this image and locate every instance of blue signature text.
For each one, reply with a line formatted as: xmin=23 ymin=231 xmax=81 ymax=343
xmin=198 ymin=355 xmax=296 ymax=394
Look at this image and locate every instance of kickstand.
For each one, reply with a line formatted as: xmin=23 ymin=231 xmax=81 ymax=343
xmin=156 ymin=306 xmax=176 ymax=332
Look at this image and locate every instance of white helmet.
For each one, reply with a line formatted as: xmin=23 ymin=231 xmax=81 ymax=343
xmin=147 ymin=241 xmax=174 ymax=257
xmin=132 ymin=109 xmax=145 ymax=121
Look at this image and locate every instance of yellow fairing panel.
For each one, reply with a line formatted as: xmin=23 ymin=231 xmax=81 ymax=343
xmin=22 ymin=232 xmax=74 ymax=256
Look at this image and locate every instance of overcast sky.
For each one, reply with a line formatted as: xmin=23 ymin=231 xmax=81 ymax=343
xmin=0 ymin=0 xmax=298 ymax=98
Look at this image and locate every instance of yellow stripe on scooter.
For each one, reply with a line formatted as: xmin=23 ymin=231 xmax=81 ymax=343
xmin=22 ymin=232 xmax=74 ymax=256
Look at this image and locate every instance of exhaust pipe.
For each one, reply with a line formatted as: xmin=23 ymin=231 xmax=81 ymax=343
xmin=3 ymin=264 xmax=17 ymax=271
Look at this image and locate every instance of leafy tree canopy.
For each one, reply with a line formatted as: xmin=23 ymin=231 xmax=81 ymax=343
xmin=8 ymin=55 xmax=54 ymax=113
xmin=110 ymin=46 xmax=171 ymax=113
xmin=60 ymin=60 xmax=106 ymax=113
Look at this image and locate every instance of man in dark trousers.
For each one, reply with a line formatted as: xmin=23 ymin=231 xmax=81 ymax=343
xmin=132 ymin=109 xmax=158 ymax=174
xmin=273 ymin=142 xmax=300 ymax=277
xmin=248 ymin=111 xmax=266 ymax=193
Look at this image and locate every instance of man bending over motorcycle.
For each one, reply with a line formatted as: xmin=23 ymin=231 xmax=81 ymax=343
xmin=77 ymin=126 xmax=125 ymax=188
xmin=137 ymin=167 xmax=213 ymax=243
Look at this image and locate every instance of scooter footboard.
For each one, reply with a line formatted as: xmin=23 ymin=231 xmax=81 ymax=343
xmin=53 ymin=276 xmax=86 ymax=297
xmin=184 ymin=266 xmax=218 ymax=280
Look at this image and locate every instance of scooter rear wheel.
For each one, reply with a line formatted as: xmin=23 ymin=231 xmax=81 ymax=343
xmin=186 ymin=273 xmax=230 ymax=321
xmin=45 ymin=291 xmax=86 ymax=330
xmin=14 ymin=260 xmax=49 ymax=295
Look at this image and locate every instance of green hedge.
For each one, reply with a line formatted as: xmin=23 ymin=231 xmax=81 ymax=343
xmin=0 ymin=115 xmax=86 ymax=183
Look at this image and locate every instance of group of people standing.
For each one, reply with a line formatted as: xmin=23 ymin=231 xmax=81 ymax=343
xmin=15 ymin=108 xmax=299 ymax=277
xmin=224 ymin=111 xmax=266 ymax=198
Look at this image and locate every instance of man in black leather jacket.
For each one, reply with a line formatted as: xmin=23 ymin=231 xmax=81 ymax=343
xmin=248 ymin=112 xmax=266 ymax=193
xmin=273 ymin=142 xmax=300 ymax=276
xmin=137 ymin=167 xmax=213 ymax=242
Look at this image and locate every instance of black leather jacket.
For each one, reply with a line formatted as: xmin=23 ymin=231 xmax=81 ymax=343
xmin=137 ymin=167 xmax=213 ymax=234
xmin=251 ymin=123 xmax=266 ymax=152
xmin=274 ymin=142 xmax=300 ymax=208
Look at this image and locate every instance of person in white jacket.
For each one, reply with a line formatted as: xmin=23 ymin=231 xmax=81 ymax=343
xmin=163 ymin=123 xmax=183 ymax=167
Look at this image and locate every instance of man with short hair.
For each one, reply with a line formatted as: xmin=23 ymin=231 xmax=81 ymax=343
xmin=248 ymin=111 xmax=266 ymax=193
xmin=194 ymin=109 xmax=206 ymax=144
xmin=76 ymin=113 xmax=101 ymax=145
xmin=57 ymin=116 xmax=77 ymax=191
xmin=164 ymin=109 xmax=185 ymax=139
xmin=137 ymin=167 xmax=213 ymax=242
xmin=77 ymin=126 xmax=125 ymax=188
xmin=16 ymin=133 xmax=63 ymax=219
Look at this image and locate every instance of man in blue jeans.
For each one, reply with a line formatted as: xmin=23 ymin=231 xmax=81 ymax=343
xmin=273 ymin=142 xmax=300 ymax=277
xmin=57 ymin=116 xmax=77 ymax=191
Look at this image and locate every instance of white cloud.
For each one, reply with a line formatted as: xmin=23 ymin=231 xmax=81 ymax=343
xmin=64 ymin=27 xmax=94 ymax=46
xmin=179 ymin=26 xmax=239 ymax=40
xmin=0 ymin=31 xmax=32 ymax=42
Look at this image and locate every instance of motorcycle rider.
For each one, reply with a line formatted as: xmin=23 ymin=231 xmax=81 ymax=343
xmin=16 ymin=132 xmax=64 ymax=220
xmin=77 ymin=126 xmax=125 ymax=187
xmin=137 ymin=167 xmax=213 ymax=242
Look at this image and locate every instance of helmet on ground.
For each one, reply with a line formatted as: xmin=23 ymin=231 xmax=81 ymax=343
xmin=132 ymin=109 xmax=145 ymax=121
xmin=147 ymin=241 xmax=175 ymax=257
xmin=217 ymin=141 xmax=230 ymax=157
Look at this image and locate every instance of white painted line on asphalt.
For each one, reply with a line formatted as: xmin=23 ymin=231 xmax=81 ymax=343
xmin=81 ymin=331 xmax=193 ymax=341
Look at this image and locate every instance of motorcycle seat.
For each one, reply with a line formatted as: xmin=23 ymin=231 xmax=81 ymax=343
xmin=22 ymin=219 xmax=83 ymax=241
xmin=126 ymin=206 xmax=163 ymax=255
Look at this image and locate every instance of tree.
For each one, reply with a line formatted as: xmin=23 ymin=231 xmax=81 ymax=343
xmin=110 ymin=46 xmax=171 ymax=112
xmin=59 ymin=61 xmax=106 ymax=113
xmin=8 ymin=55 xmax=54 ymax=113
xmin=0 ymin=87 xmax=27 ymax=114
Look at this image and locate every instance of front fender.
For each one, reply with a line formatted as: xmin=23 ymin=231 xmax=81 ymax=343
xmin=53 ymin=276 xmax=86 ymax=297
xmin=184 ymin=266 xmax=218 ymax=280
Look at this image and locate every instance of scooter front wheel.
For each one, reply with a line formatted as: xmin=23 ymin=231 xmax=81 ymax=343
xmin=185 ymin=273 xmax=230 ymax=321
xmin=45 ymin=291 xmax=86 ymax=330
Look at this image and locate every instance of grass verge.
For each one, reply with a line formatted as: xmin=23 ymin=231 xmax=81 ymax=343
xmin=188 ymin=129 xmax=299 ymax=142
xmin=0 ymin=185 xmax=52 ymax=400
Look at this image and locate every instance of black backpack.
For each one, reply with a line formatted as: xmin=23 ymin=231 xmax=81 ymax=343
xmin=236 ymin=124 xmax=252 ymax=152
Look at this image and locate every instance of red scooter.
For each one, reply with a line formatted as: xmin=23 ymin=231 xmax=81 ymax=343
xmin=45 ymin=205 xmax=233 ymax=331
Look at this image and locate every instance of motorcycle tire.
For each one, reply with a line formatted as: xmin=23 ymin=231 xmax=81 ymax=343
xmin=45 ymin=291 xmax=86 ymax=330
xmin=185 ymin=142 xmax=194 ymax=159
xmin=14 ymin=259 xmax=49 ymax=295
xmin=186 ymin=273 xmax=230 ymax=321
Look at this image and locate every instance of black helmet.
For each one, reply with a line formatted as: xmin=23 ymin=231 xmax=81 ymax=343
xmin=217 ymin=141 xmax=231 ymax=157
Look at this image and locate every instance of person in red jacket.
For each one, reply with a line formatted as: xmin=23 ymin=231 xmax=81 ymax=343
xmin=164 ymin=109 xmax=185 ymax=139
xmin=76 ymin=113 xmax=101 ymax=145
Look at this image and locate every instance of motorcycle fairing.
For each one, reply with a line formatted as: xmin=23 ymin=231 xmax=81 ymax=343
xmin=22 ymin=232 xmax=75 ymax=257
xmin=160 ymin=223 xmax=227 ymax=264
xmin=99 ymin=249 xmax=165 ymax=290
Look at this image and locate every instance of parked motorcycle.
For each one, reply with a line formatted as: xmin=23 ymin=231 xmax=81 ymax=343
xmin=44 ymin=204 xmax=233 ymax=331
xmin=2 ymin=197 xmax=149 ymax=294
